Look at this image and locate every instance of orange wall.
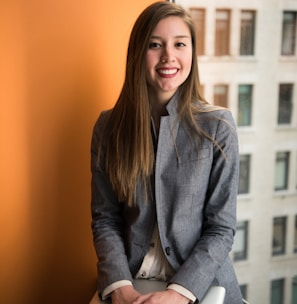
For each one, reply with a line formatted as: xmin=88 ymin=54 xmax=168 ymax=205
xmin=0 ymin=1 xmax=156 ymax=303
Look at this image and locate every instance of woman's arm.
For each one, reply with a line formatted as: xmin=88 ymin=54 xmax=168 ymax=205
xmin=169 ymin=110 xmax=239 ymax=300
xmin=91 ymin=113 xmax=134 ymax=295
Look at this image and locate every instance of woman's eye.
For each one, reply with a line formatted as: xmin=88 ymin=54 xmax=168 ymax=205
xmin=149 ymin=42 xmax=161 ymax=49
xmin=176 ymin=42 xmax=186 ymax=47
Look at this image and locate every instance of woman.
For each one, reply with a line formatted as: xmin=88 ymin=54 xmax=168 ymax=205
xmin=91 ymin=2 xmax=243 ymax=303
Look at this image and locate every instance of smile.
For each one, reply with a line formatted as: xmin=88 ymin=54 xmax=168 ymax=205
xmin=157 ymin=68 xmax=178 ymax=76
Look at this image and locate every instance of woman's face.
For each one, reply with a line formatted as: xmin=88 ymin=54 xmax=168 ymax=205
xmin=145 ymin=16 xmax=192 ymax=101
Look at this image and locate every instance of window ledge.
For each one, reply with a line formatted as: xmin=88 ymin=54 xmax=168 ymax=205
xmin=279 ymin=55 xmax=297 ymax=62
xmin=237 ymin=194 xmax=253 ymax=201
xmin=275 ymin=125 xmax=297 ymax=132
xmin=235 ymin=55 xmax=258 ymax=62
xmin=233 ymin=259 xmax=250 ymax=265
xmin=238 ymin=126 xmax=255 ymax=132
xmin=198 ymin=55 xmax=258 ymax=63
xmin=271 ymin=253 xmax=297 ymax=262
xmin=273 ymin=190 xmax=297 ymax=198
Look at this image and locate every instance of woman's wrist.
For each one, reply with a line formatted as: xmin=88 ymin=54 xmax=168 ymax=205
xmin=165 ymin=289 xmax=193 ymax=304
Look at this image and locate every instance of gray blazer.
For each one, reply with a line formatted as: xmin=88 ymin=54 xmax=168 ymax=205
xmin=91 ymin=97 xmax=243 ymax=303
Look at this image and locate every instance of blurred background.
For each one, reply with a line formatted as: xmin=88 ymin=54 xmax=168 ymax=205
xmin=0 ymin=0 xmax=296 ymax=303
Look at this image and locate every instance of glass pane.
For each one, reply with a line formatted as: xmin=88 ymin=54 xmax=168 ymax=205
xmin=214 ymin=85 xmax=228 ymax=107
xmin=238 ymin=155 xmax=250 ymax=194
xmin=240 ymin=284 xmax=247 ymax=300
xmin=240 ymin=11 xmax=255 ymax=55
xmin=234 ymin=221 xmax=248 ymax=261
xmin=294 ymin=216 xmax=297 ymax=253
xmin=215 ymin=10 xmax=230 ymax=55
xmin=274 ymin=152 xmax=289 ymax=191
xmin=281 ymin=12 xmax=296 ymax=55
xmin=190 ymin=8 xmax=205 ymax=55
xmin=292 ymin=276 xmax=297 ymax=304
xmin=278 ymin=84 xmax=293 ymax=124
xmin=275 ymin=160 xmax=287 ymax=189
xmin=272 ymin=217 xmax=286 ymax=256
xmin=238 ymin=85 xmax=252 ymax=126
xmin=234 ymin=229 xmax=245 ymax=252
xmin=271 ymin=279 xmax=284 ymax=304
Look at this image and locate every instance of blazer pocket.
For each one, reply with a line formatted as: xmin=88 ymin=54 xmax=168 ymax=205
xmin=179 ymin=147 xmax=210 ymax=164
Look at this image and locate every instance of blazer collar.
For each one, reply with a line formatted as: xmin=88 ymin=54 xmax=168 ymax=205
xmin=165 ymin=92 xmax=179 ymax=116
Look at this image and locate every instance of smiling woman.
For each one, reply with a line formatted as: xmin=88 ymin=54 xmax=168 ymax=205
xmin=90 ymin=2 xmax=243 ymax=304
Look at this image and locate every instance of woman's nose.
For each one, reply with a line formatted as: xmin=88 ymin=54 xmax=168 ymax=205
xmin=161 ymin=56 xmax=168 ymax=64
xmin=160 ymin=46 xmax=175 ymax=63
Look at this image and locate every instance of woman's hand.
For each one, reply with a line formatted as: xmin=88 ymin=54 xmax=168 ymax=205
xmin=132 ymin=289 xmax=190 ymax=304
xmin=111 ymin=285 xmax=141 ymax=304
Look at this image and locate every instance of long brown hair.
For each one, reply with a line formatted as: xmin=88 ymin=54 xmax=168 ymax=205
xmin=99 ymin=2 xmax=218 ymax=206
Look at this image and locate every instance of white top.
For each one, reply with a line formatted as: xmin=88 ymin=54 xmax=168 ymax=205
xmin=102 ymin=224 xmax=196 ymax=303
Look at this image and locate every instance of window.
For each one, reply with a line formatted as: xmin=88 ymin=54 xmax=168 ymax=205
xmin=294 ymin=215 xmax=297 ymax=253
xmin=274 ymin=152 xmax=290 ymax=191
xmin=214 ymin=84 xmax=228 ymax=107
xmin=238 ymin=154 xmax=251 ymax=194
xmin=234 ymin=221 xmax=248 ymax=261
xmin=238 ymin=85 xmax=253 ymax=126
xmin=281 ymin=11 xmax=297 ymax=56
xmin=240 ymin=11 xmax=256 ymax=55
xmin=292 ymin=276 xmax=297 ymax=304
xmin=278 ymin=84 xmax=293 ymax=125
xmin=271 ymin=279 xmax=285 ymax=304
xmin=215 ymin=10 xmax=230 ymax=55
xmin=272 ymin=217 xmax=287 ymax=256
xmin=240 ymin=284 xmax=248 ymax=301
xmin=190 ymin=8 xmax=205 ymax=55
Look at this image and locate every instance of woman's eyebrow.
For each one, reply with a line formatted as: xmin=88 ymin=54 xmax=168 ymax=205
xmin=150 ymin=35 xmax=191 ymax=39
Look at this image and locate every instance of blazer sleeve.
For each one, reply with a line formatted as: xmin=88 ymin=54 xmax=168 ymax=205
xmin=169 ymin=110 xmax=239 ymax=301
xmin=90 ymin=112 xmax=133 ymax=296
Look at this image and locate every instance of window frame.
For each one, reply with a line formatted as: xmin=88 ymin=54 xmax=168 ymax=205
xmin=213 ymin=84 xmax=229 ymax=108
xmin=281 ymin=11 xmax=297 ymax=56
xmin=272 ymin=216 xmax=287 ymax=256
xmin=238 ymin=154 xmax=251 ymax=195
xmin=292 ymin=276 xmax=297 ymax=304
xmin=238 ymin=84 xmax=253 ymax=127
xmin=270 ymin=278 xmax=285 ymax=304
xmin=215 ymin=9 xmax=231 ymax=56
xmin=240 ymin=284 xmax=248 ymax=300
xmin=233 ymin=221 xmax=249 ymax=261
xmin=293 ymin=215 xmax=297 ymax=253
xmin=240 ymin=10 xmax=256 ymax=56
xmin=274 ymin=151 xmax=290 ymax=191
xmin=189 ymin=8 xmax=205 ymax=56
xmin=278 ymin=83 xmax=293 ymax=125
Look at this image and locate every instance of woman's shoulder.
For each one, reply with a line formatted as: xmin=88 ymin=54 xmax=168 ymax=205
xmin=93 ymin=109 xmax=112 ymax=129
xmin=195 ymin=105 xmax=234 ymax=123
xmin=190 ymin=101 xmax=237 ymax=135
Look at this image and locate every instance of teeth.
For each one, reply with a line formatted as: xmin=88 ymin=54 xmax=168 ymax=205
xmin=158 ymin=69 xmax=177 ymax=75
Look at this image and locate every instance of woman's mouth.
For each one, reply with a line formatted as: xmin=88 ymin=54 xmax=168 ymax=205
xmin=157 ymin=68 xmax=179 ymax=77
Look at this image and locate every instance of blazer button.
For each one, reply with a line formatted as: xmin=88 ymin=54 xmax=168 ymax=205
xmin=165 ymin=247 xmax=171 ymax=256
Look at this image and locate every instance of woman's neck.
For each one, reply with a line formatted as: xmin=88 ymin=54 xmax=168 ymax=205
xmin=149 ymin=91 xmax=172 ymax=134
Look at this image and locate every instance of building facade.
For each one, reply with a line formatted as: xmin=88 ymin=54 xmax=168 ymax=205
xmin=175 ymin=0 xmax=297 ymax=303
